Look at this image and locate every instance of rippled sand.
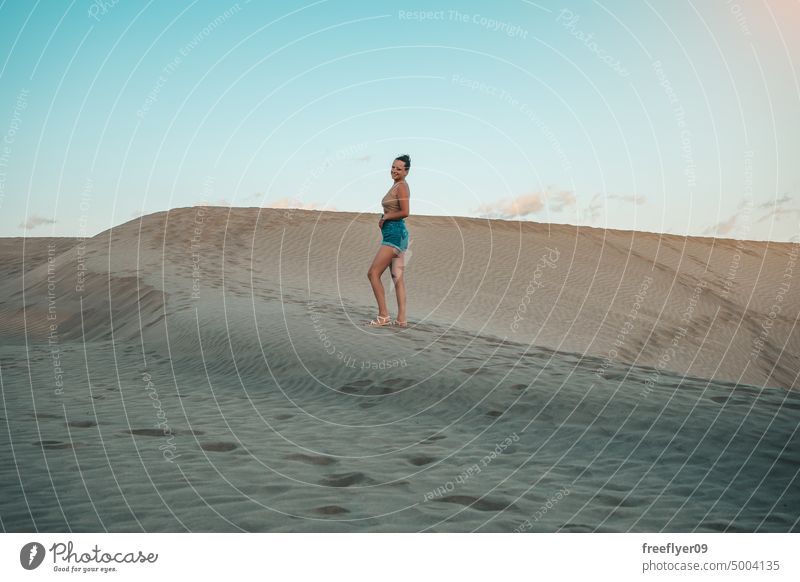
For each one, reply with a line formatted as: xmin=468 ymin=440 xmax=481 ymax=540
xmin=0 ymin=208 xmax=797 ymax=532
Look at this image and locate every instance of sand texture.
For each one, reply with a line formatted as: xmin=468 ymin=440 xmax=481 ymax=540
xmin=0 ymin=208 xmax=797 ymax=532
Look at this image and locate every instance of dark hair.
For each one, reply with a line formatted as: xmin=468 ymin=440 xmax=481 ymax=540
xmin=395 ymin=154 xmax=411 ymax=170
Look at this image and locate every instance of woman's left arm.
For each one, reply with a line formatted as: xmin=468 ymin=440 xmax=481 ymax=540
xmin=382 ymin=183 xmax=410 ymax=221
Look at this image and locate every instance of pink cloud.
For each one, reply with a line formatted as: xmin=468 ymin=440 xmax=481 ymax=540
xmin=476 ymin=192 xmax=544 ymax=218
xmin=703 ymin=214 xmax=739 ymax=235
xmin=476 ymin=189 xmax=577 ymax=219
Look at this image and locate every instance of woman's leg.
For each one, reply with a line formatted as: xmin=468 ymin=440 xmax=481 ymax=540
xmin=367 ymin=245 xmax=398 ymax=317
xmin=390 ymin=252 xmax=406 ymax=322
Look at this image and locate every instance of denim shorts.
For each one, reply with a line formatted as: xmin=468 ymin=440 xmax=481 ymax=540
xmin=381 ymin=219 xmax=409 ymax=253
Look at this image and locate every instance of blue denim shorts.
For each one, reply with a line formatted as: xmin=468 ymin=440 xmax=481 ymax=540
xmin=381 ymin=219 xmax=409 ymax=253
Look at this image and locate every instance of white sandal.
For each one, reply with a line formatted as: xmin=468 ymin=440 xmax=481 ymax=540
xmin=367 ymin=314 xmax=392 ymax=327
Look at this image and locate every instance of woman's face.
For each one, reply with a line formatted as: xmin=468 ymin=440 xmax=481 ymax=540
xmin=391 ymin=160 xmax=408 ymax=181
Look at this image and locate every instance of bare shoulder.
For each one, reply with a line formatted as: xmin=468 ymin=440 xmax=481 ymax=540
xmin=396 ymin=181 xmax=410 ymax=197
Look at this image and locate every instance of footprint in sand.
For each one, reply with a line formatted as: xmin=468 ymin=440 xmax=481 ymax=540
xmin=353 ymin=378 xmax=416 ymax=397
xmin=200 ymin=441 xmax=238 ymax=452
xmin=408 ymin=455 xmax=437 ymax=466
xmin=435 ymin=495 xmax=512 ymax=512
xmin=284 ymin=453 xmax=337 ymax=466
xmin=67 ymin=420 xmax=97 ymax=428
xmin=125 ymin=428 xmax=204 ymax=437
xmin=314 ymin=505 xmax=350 ymax=515
xmin=319 ymin=472 xmax=375 ymax=487
xmin=558 ymin=523 xmax=594 ymax=532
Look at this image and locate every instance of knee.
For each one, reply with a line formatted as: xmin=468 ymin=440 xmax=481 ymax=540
xmin=391 ymin=270 xmax=404 ymax=283
xmin=367 ymin=268 xmax=379 ymax=280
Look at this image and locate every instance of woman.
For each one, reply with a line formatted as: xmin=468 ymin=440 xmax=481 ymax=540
xmin=367 ymin=155 xmax=411 ymax=327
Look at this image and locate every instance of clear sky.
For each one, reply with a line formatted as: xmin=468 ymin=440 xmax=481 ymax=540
xmin=1 ymin=0 xmax=798 ymax=241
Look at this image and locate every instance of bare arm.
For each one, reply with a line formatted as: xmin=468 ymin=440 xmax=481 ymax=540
xmin=381 ymin=182 xmax=410 ymax=221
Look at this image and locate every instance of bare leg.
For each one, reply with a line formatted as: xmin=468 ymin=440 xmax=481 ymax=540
xmin=367 ymin=245 xmax=397 ymax=318
xmin=390 ymin=252 xmax=406 ymax=322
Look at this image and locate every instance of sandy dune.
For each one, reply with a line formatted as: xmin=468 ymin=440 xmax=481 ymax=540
xmin=4 ymin=207 xmax=797 ymax=387
xmin=0 ymin=208 xmax=797 ymax=532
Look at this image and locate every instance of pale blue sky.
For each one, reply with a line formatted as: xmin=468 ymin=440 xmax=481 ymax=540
xmin=0 ymin=0 xmax=798 ymax=241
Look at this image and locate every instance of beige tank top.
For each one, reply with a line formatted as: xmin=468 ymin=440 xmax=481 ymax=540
xmin=381 ymin=182 xmax=404 ymax=214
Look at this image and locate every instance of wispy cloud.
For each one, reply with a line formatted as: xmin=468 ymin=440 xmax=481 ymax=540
xmin=549 ymin=190 xmax=576 ymax=211
xmin=703 ymin=213 xmax=739 ymax=235
xmin=475 ymin=189 xmax=576 ymax=219
xmin=757 ymin=193 xmax=791 ymax=209
xmin=703 ymin=195 xmax=758 ymax=236
xmin=755 ymin=193 xmax=796 ymax=223
xmin=756 ymin=207 xmax=800 ymax=224
xmin=19 ymin=214 xmax=57 ymax=230
xmin=476 ymin=192 xmax=543 ymax=218
xmin=702 ymin=194 xmax=798 ymax=236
